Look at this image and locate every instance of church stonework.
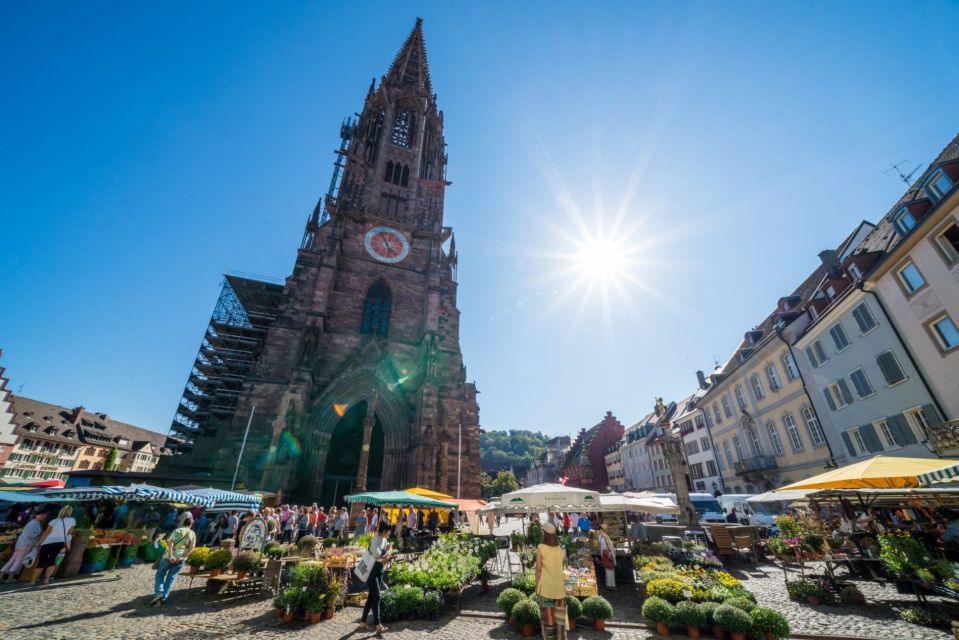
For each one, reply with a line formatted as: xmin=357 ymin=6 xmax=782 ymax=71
xmin=165 ymin=20 xmax=481 ymax=502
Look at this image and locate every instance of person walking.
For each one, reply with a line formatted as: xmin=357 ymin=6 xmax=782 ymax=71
xmin=31 ymin=505 xmax=75 ymax=586
xmin=297 ymin=508 xmax=310 ymax=542
xmin=317 ymin=507 xmax=328 ymax=538
xmin=534 ymin=523 xmax=568 ymax=640
xmin=568 ymin=512 xmax=579 ymax=536
xmin=149 ymin=512 xmax=196 ymax=606
xmin=597 ymin=523 xmax=616 ymax=590
xmin=1 ymin=511 xmax=46 ymax=583
xmin=427 ymin=509 xmax=439 ymax=534
xmin=486 ymin=511 xmax=496 ymax=535
xmin=358 ymin=521 xmax=392 ymax=634
xmin=354 ymin=507 xmax=369 ymax=537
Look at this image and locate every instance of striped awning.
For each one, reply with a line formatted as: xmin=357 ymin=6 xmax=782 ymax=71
xmin=44 ymin=484 xmax=214 ymax=507
xmin=43 ymin=486 xmax=129 ymax=502
xmin=918 ymin=461 xmax=959 ymax=486
xmin=128 ymin=484 xmax=215 ymax=507
xmin=178 ymin=487 xmax=262 ymax=510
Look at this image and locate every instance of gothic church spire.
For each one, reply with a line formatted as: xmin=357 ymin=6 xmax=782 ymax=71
xmin=384 ymin=17 xmax=433 ymax=98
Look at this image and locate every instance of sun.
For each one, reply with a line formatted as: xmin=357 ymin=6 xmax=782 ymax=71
xmin=574 ymin=235 xmax=630 ymax=284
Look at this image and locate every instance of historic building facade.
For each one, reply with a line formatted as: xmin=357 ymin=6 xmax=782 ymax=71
xmin=162 ymin=20 xmax=482 ymax=502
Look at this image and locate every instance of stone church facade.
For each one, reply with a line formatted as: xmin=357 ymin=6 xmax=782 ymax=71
xmin=162 ymin=20 xmax=481 ymax=502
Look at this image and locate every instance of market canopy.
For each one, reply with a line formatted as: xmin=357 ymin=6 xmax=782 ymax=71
xmin=453 ymin=499 xmax=487 ymax=513
xmin=405 ymin=487 xmax=455 ymax=501
xmin=597 ymin=493 xmax=679 ymax=514
xmin=44 ymin=484 xmax=214 ymax=507
xmin=747 ymin=489 xmax=819 ymax=503
xmin=498 ymin=483 xmax=600 ymax=512
xmin=175 ymin=487 xmax=262 ymax=511
xmin=776 ymin=455 xmax=959 ymax=491
xmin=918 ymin=460 xmax=959 ymax=486
xmin=0 ymin=490 xmax=62 ymax=503
xmin=344 ymin=490 xmax=457 ymax=508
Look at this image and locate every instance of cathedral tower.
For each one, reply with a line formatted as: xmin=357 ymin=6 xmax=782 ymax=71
xmin=163 ymin=19 xmax=481 ymax=502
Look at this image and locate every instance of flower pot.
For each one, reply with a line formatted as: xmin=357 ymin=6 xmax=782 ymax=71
xmin=522 ymin=623 xmax=535 ymax=637
xmin=688 ymin=625 xmax=702 ymax=639
xmin=209 ymin=567 xmax=222 ymax=577
xmin=568 ymin=618 xmax=576 ymax=631
xmin=656 ymin=620 xmax=670 ymax=636
xmin=713 ymin=624 xmax=726 ymax=639
xmin=283 ymin=610 xmax=294 ymax=623
xmin=275 ymin=607 xmax=283 ymax=618
xmin=766 ymin=633 xmax=779 ymax=640
xmin=236 ymin=570 xmax=247 ymax=580
xmin=510 ymin=616 xmax=517 ymax=629
xmin=731 ymin=632 xmax=746 ymax=640
xmin=324 ymin=607 xmax=334 ymax=619
xmin=806 ymin=596 xmax=820 ymax=605
xmin=594 ymin=618 xmax=606 ymax=631
xmin=310 ymin=611 xmax=323 ymax=623
xmin=189 ymin=565 xmax=200 ymax=576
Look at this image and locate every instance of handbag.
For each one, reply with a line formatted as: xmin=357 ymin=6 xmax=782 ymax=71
xmin=22 ymin=548 xmax=38 ymax=569
xmin=54 ymin=520 xmax=68 ymax=566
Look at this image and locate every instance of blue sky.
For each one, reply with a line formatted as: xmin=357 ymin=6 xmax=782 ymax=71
xmin=2 ymin=1 xmax=958 ymax=438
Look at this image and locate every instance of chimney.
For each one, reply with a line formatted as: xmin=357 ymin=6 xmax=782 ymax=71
xmin=818 ymin=250 xmax=842 ymax=278
xmin=71 ymin=406 xmax=85 ymax=426
xmin=696 ymin=370 xmax=707 ymax=390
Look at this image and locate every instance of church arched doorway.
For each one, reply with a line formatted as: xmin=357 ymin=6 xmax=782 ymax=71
xmin=319 ymin=400 xmax=384 ymax=506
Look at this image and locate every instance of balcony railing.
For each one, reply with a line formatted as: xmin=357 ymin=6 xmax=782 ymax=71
xmin=734 ymin=455 xmax=778 ymax=475
xmin=928 ymin=420 xmax=959 ymax=456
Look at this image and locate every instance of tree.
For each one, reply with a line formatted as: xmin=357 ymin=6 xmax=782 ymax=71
xmin=488 ymin=470 xmax=520 ymax=498
xmin=480 ymin=429 xmax=550 ymax=473
xmin=104 ymin=448 xmax=118 ymax=471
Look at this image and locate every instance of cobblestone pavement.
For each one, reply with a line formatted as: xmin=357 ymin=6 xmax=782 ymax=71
xmin=0 ymin=564 xmax=656 ymax=640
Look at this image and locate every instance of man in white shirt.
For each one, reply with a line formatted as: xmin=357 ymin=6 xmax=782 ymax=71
xmin=569 ymin=512 xmax=580 ymax=534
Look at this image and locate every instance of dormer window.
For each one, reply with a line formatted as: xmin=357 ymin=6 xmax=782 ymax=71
xmin=848 ymin=263 xmax=863 ymax=280
xmin=894 ymin=207 xmax=916 ymax=234
xmin=924 ymin=169 xmax=953 ymax=202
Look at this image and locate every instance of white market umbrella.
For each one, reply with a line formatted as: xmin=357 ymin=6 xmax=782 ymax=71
xmin=746 ymin=489 xmax=818 ymax=503
xmin=499 ymin=483 xmax=600 ymax=512
xmin=596 ymin=493 xmax=679 ymax=514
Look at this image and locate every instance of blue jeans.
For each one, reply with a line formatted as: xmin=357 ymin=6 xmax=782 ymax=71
xmin=154 ymin=557 xmax=184 ymax=601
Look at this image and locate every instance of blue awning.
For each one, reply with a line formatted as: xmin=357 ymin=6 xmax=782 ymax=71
xmin=0 ymin=490 xmax=62 ymax=503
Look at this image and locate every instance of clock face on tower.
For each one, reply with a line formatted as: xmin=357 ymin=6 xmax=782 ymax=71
xmin=364 ymin=226 xmax=410 ymax=264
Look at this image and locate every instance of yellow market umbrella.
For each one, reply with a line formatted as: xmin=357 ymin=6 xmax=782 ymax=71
xmin=405 ymin=487 xmax=455 ymax=501
xmin=777 ymin=455 xmax=959 ymax=491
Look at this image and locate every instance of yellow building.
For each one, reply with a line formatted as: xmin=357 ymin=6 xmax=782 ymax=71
xmin=703 ymin=271 xmax=836 ymax=494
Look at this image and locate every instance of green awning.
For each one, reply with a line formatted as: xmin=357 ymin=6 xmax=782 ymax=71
xmin=344 ymin=490 xmax=457 ymax=508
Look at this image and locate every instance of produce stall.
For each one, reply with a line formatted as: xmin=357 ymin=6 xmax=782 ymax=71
xmin=565 ymin=551 xmax=599 ymax=597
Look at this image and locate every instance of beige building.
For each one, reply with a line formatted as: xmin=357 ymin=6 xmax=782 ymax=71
xmin=603 ymin=440 xmax=626 ymax=492
xmin=863 ymin=137 xmax=959 ymax=423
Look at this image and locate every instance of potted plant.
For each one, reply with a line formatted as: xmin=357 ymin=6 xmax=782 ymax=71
xmin=750 ymin=607 xmax=790 ymax=640
xmin=582 ymin=595 xmax=614 ymax=631
xmin=272 ymin=592 xmax=285 ymax=618
xmin=304 ymin=589 xmax=326 ymax=624
xmin=281 ymin=586 xmax=301 ymax=623
xmin=497 ymin=587 xmax=525 ymax=625
xmin=232 ymin=551 xmax=260 ymax=580
xmin=323 ymin=575 xmax=342 ymax=618
xmin=395 ymin=585 xmax=425 ymax=620
xmin=723 ymin=596 xmax=756 ymax=612
xmin=512 ymin=569 xmax=536 ymax=595
xmin=418 ymin=589 xmax=444 ymax=620
xmin=204 ymin=549 xmax=232 ymax=578
xmin=646 ymin=577 xmax=688 ymax=603
xmin=642 ymin=595 xmax=675 ymax=637
xmin=511 ymin=597 xmax=541 ymax=637
xmin=185 ymin=547 xmax=210 ymax=576
xmin=296 ymin=534 xmax=319 ymax=557
xmin=698 ymin=602 xmax=723 ymax=639
xmin=713 ymin=604 xmax=752 ymax=640
xmin=839 ymin=585 xmax=865 ymax=605
xmin=675 ymin=600 xmax=706 ymax=639
xmin=565 ymin=596 xmax=582 ymax=631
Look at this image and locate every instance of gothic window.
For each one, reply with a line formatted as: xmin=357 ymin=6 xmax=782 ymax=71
xmin=391 ymin=109 xmax=414 ymax=147
xmin=385 ymin=161 xmax=394 ymax=182
xmin=361 ymin=280 xmax=392 ymax=337
xmin=365 ymin=111 xmax=384 ymax=164
xmin=401 ymin=165 xmax=409 ymax=187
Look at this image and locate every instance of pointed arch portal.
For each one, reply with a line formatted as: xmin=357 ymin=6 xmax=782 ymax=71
xmin=319 ymin=401 xmax=385 ymax=505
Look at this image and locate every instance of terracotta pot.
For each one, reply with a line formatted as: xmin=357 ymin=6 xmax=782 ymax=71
xmin=594 ymin=618 xmax=606 ymax=631
xmin=688 ymin=625 xmax=702 ymax=639
xmin=731 ymin=632 xmax=746 ymax=640
xmin=522 ymin=623 xmax=535 ymax=637
xmin=807 ymin=596 xmax=820 ymax=605
xmin=510 ymin=616 xmax=517 ymax=629
xmin=283 ymin=610 xmax=294 ymax=623
xmin=713 ymin=624 xmax=726 ymax=639
xmin=656 ymin=620 xmax=670 ymax=636
xmin=766 ymin=633 xmax=779 ymax=640
xmin=568 ymin=618 xmax=576 ymax=631
xmin=236 ymin=570 xmax=247 ymax=580
xmin=209 ymin=568 xmax=221 ymax=577
xmin=275 ymin=607 xmax=283 ymax=618
xmin=310 ymin=611 xmax=322 ymax=624
xmin=189 ymin=565 xmax=199 ymax=576
xmin=324 ymin=607 xmax=334 ymax=619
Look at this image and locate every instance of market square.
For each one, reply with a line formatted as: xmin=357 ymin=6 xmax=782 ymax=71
xmin=3 ymin=3 xmax=959 ymax=640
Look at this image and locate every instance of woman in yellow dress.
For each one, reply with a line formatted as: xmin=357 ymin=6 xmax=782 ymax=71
xmin=534 ymin=522 xmax=568 ymax=640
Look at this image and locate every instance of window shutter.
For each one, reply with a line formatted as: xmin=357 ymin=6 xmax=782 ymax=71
xmin=923 ymin=403 xmax=943 ymax=425
xmin=837 ymin=379 xmax=855 ymax=405
xmin=805 ymin=347 xmax=818 ymax=368
xmin=859 ymin=423 xmax=883 ymax=453
xmin=889 ymin=414 xmax=917 ymax=445
xmin=823 ymin=388 xmax=837 ymax=411
xmin=840 ymin=431 xmax=856 ymax=457
xmin=877 ymin=352 xmax=904 ymax=384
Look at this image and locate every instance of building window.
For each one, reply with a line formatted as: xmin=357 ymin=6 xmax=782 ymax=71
xmin=924 ymin=169 xmax=954 ymax=201
xmin=849 ymin=262 xmax=863 ymax=280
xmin=876 ymin=350 xmax=907 ymax=386
xmin=783 ymin=414 xmax=804 ymax=451
xmin=361 ymin=280 xmax=392 ymax=337
xmin=894 ymin=207 xmax=917 ymax=234
xmin=824 ymin=379 xmax=854 ymax=410
xmin=685 ymin=440 xmax=700 ymax=456
xmin=722 ymin=440 xmax=733 ymax=467
xmin=391 ymin=108 xmax=414 ymax=147
xmin=85 ymin=447 xmax=95 ymax=456
xmin=829 ymin=323 xmax=851 ymax=351
xmin=849 ymin=427 xmax=867 ymax=456
xmin=805 ymin=340 xmax=829 ymax=368
xmin=934 ymin=223 xmax=959 ymax=266
xmin=712 ymin=404 xmax=722 ymax=424
xmin=735 ymin=386 xmax=747 ymax=411
xmin=928 ymin=313 xmax=959 ymax=353
xmin=722 ymin=397 xmax=733 ymax=418
xmin=765 ymin=364 xmax=782 ymax=391
xmin=905 ymin=407 xmax=932 ymax=442
xmin=695 ymin=415 xmax=706 ymax=430
xmin=733 ymin=435 xmax=744 ymax=460
xmin=79 ymin=460 xmax=90 ymax=470
xmin=750 ymin=375 xmax=765 ymax=401
xmin=700 ymin=436 xmax=711 ymax=451
xmin=897 ymin=262 xmax=926 ymax=295
xmin=747 ymin=427 xmax=764 ymax=457
xmin=782 ymin=352 xmax=799 ymax=381
xmin=852 ymin=302 xmax=878 ymax=334
xmin=849 ymin=368 xmax=875 ymax=398
xmin=876 ymin=419 xmax=899 ymax=449
xmin=765 ymin=421 xmax=785 ymax=456
xmin=689 ymin=463 xmax=704 ymax=480
xmin=706 ymin=459 xmax=717 ymax=476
